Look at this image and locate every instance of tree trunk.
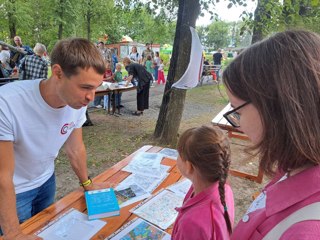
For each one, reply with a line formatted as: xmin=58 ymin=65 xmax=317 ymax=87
xmin=154 ymin=0 xmax=200 ymax=145
xmin=251 ymin=0 xmax=264 ymax=44
xmin=8 ymin=0 xmax=17 ymax=42
xmin=57 ymin=0 xmax=64 ymax=39
xmin=87 ymin=14 xmax=91 ymax=41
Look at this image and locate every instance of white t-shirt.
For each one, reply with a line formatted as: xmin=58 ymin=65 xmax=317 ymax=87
xmin=159 ymin=63 xmax=164 ymax=71
xmin=0 ymin=79 xmax=86 ymax=194
xmin=128 ymin=52 xmax=141 ymax=62
xmin=0 ymin=50 xmax=11 ymax=70
xmin=154 ymin=56 xmax=160 ymax=67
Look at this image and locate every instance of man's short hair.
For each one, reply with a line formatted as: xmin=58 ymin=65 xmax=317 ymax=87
xmin=33 ymin=43 xmax=46 ymax=55
xmin=146 ymin=43 xmax=150 ymax=46
xmin=14 ymin=36 xmax=21 ymax=41
xmin=50 ymin=38 xmax=106 ymax=77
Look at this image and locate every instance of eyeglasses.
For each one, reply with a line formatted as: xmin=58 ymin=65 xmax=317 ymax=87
xmin=223 ymin=102 xmax=250 ymax=128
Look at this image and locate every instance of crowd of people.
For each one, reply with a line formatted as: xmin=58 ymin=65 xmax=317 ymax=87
xmin=0 ymin=38 xmax=165 ymax=119
xmin=0 ymin=36 xmax=48 ymax=80
xmin=92 ymin=42 xmax=165 ymax=117
xmin=1 ymin=29 xmax=320 ymax=240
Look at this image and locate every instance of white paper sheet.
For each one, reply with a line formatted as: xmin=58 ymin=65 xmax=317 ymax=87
xmin=36 ymin=208 xmax=106 ymax=240
xmin=166 ymin=178 xmax=192 ymax=198
xmin=122 ymin=164 xmax=170 ymax=178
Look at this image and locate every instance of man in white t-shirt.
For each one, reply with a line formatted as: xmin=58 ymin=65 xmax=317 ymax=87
xmin=0 ymin=38 xmax=106 ymax=239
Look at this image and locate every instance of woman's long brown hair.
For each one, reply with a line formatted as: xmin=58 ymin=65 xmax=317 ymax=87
xmin=223 ymin=30 xmax=320 ymax=176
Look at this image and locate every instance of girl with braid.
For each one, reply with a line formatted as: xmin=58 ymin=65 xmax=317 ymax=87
xmin=172 ymin=125 xmax=234 ymax=240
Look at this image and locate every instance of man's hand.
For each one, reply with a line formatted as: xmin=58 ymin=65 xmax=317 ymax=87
xmin=3 ymin=232 xmax=43 ymax=240
xmin=83 ymin=182 xmax=111 ymax=192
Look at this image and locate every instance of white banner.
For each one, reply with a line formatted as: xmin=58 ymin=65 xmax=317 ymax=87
xmin=172 ymin=27 xmax=203 ymax=89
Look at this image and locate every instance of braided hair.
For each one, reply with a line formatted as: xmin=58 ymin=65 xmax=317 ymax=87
xmin=177 ymin=125 xmax=232 ymax=233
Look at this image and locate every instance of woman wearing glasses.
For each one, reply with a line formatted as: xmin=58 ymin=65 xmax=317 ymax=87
xmin=223 ymin=30 xmax=320 ymax=239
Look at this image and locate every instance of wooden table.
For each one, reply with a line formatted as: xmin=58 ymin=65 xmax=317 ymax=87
xmin=212 ymin=104 xmax=264 ymax=183
xmin=16 ymin=145 xmax=182 ymax=239
xmin=95 ymin=85 xmax=136 ymax=115
xmin=0 ymin=77 xmax=19 ymax=86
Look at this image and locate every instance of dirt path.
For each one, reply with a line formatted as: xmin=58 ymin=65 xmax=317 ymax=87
xmin=55 ymin=82 xmax=268 ymax=224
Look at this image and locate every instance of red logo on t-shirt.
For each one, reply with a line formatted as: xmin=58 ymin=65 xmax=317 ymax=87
xmin=60 ymin=122 xmax=76 ymax=135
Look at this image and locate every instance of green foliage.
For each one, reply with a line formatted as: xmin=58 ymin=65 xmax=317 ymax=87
xmin=0 ymin=0 xmax=176 ymax=52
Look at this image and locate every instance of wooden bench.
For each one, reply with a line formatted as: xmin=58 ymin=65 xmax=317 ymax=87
xmin=212 ymin=104 xmax=264 ymax=183
xmin=9 ymin=145 xmax=182 ymax=239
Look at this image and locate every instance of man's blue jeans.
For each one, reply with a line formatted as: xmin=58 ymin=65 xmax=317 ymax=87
xmin=16 ymin=174 xmax=56 ymax=223
xmin=0 ymin=174 xmax=56 ymax=235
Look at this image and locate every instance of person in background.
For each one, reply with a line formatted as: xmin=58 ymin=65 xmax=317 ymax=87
xmin=111 ymin=48 xmax=118 ymax=72
xmin=123 ymin=57 xmax=152 ymax=116
xmin=0 ymin=45 xmax=12 ymax=77
xmin=113 ymin=63 xmax=124 ymax=108
xmin=10 ymin=36 xmax=34 ymax=68
xmin=128 ymin=46 xmax=141 ymax=64
xmin=223 ymin=30 xmax=320 ymax=239
xmin=213 ymin=48 xmax=223 ymax=80
xmin=141 ymin=43 xmax=154 ymax=65
xmin=94 ymin=60 xmax=113 ymax=110
xmin=19 ymin=43 xmax=48 ymax=80
xmin=172 ymin=125 xmax=234 ymax=240
xmin=145 ymin=55 xmax=154 ymax=85
xmin=0 ymin=38 xmax=106 ymax=239
xmin=157 ymin=58 xmax=165 ymax=85
xmin=153 ymin=51 xmax=160 ymax=82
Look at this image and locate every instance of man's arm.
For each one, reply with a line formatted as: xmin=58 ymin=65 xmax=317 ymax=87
xmin=0 ymin=141 xmax=41 ymax=240
xmin=64 ymin=128 xmax=89 ymax=184
xmin=64 ymin=128 xmax=106 ymax=191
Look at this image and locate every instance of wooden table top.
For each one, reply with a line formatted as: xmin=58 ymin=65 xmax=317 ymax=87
xmin=95 ymin=85 xmax=136 ymax=97
xmin=16 ymin=145 xmax=181 ymax=239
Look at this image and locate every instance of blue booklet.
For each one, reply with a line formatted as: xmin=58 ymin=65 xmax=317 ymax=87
xmin=85 ymin=188 xmax=120 ymax=220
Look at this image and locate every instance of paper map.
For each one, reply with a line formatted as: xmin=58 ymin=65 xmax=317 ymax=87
xmin=130 ymin=189 xmax=184 ymax=229
xmin=158 ymin=148 xmax=179 ymax=160
xmin=107 ymin=218 xmax=170 ymax=240
xmin=115 ymin=184 xmax=151 ymax=208
xmin=117 ymin=173 xmax=169 ymax=193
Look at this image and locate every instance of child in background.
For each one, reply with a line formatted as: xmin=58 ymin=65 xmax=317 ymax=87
xmin=172 ymin=125 xmax=234 ymax=240
xmin=103 ymin=60 xmax=113 ymax=110
xmin=145 ymin=55 xmax=154 ymax=85
xmin=157 ymin=58 xmax=165 ymax=84
xmin=113 ymin=63 xmax=124 ymax=108
xmin=153 ymin=51 xmax=160 ymax=81
xmin=93 ymin=60 xmax=113 ymax=109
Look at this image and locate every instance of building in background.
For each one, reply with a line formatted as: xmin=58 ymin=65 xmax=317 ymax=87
xmin=106 ymin=36 xmax=160 ymax=60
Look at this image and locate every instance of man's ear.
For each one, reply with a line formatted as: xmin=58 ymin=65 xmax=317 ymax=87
xmin=51 ymin=64 xmax=63 ymax=79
